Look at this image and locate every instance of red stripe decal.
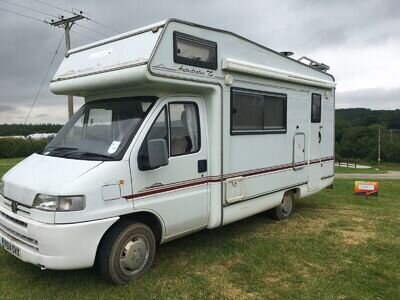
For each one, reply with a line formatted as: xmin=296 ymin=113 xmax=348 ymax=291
xmin=123 ymin=156 xmax=334 ymax=200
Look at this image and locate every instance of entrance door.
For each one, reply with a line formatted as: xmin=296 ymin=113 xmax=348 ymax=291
xmin=130 ymin=96 xmax=209 ymax=238
xmin=293 ymin=133 xmax=306 ymax=169
xmin=308 ymin=93 xmax=322 ymax=190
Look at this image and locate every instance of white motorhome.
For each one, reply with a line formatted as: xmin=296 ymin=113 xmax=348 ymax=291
xmin=0 ymin=19 xmax=335 ymax=284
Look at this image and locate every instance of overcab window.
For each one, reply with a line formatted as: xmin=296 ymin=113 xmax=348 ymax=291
xmin=173 ymin=32 xmax=217 ymax=70
xmin=231 ymin=88 xmax=287 ymax=134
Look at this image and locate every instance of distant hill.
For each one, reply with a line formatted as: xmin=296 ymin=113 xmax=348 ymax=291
xmin=336 ymin=108 xmax=400 ymax=129
xmin=336 ymin=109 xmax=400 ymax=162
xmin=1 ymin=108 xmax=400 ymax=162
xmin=0 ymin=124 xmax=62 ymax=137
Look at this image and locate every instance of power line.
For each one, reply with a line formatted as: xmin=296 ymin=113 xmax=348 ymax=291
xmin=74 ymin=23 xmax=109 ymax=38
xmin=29 ymin=0 xmax=71 ymax=14
xmin=71 ymin=8 xmax=121 ymax=34
xmin=24 ymin=35 xmax=64 ymax=124
xmin=0 ymin=7 xmax=47 ymax=23
xmin=71 ymin=29 xmax=97 ymax=42
xmin=0 ymin=7 xmax=97 ymax=42
xmin=0 ymin=0 xmax=57 ymax=18
xmin=31 ymin=0 xmax=121 ymax=35
xmin=50 ymin=14 xmax=86 ymax=119
xmin=86 ymin=18 xmax=121 ymax=34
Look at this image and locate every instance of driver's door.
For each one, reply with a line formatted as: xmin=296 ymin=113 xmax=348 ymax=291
xmin=129 ymin=96 xmax=209 ymax=239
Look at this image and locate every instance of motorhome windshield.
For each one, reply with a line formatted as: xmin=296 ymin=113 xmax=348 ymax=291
xmin=43 ymin=97 xmax=157 ymax=161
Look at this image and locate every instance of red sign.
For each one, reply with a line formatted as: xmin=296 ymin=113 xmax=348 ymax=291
xmin=354 ymin=181 xmax=379 ymax=198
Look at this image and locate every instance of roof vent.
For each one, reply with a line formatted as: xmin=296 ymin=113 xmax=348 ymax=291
xmin=280 ymin=51 xmax=294 ymax=57
xmin=298 ymin=56 xmax=330 ymax=72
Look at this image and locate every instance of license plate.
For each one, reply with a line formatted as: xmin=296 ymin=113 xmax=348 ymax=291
xmin=1 ymin=237 xmax=21 ymax=258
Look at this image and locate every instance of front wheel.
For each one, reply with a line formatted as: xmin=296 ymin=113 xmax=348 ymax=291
xmin=270 ymin=192 xmax=294 ymax=220
xmin=97 ymin=221 xmax=156 ymax=284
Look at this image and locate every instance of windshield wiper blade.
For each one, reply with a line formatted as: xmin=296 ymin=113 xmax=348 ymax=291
xmin=45 ymin=147 xmax=79 ymax=152
xmin=62 ymin=151 xmax=115 ymax=161
xmin=41 ymin=147 xmax=79 ymax=155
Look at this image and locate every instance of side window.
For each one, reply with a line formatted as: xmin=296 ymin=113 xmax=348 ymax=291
xmin=169 ymin=103 xmax=200 ymax=156
xmin=231 ymin=88 xmax=287 ymax=134
xmin=311 ymin=93 xmax=322 ymax=123
xmin=138 ymin=106 xmax=168 ymax=170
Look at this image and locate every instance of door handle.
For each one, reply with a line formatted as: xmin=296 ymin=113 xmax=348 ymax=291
xmin=318 ymin=131 xmax=322 ymax=143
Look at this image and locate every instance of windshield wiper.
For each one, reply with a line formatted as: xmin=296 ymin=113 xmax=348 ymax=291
xmin=41 ymin=147 xmax=79 ymax=155
xmin=44 ymin=147 xmax=78 ymax=152
xmin=61 ymin=151 xmax=115 ymax=161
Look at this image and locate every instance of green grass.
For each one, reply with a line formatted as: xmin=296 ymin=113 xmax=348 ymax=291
xmin=334 ymin=166 xmax=386 ymax=174
xmin=0 ymin=158 xmax=24 ymax=178
xmin=335 ymin=162 xmax=400 ymax=174
xmin=0 ymin=160 xmax=399 ymax=299
xmin=370 ymin=162 xmax=400 ymax=172
xmin=335 ymin=166 xmax=381 ymax=174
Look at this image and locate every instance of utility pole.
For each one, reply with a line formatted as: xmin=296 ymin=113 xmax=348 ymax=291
xmin=50 ymin=15 xmax=85 ymax=119
xmin=390 ymin=129 xmax=393 ymax=144
xmin=378 ymin=128 xmax=381 ymax=164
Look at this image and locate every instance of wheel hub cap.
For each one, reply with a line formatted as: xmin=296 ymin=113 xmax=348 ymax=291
xmin=281 ymin=195 xmax=292 ymax=216
xmin=119 ymin=236 xmax=149 ymax=276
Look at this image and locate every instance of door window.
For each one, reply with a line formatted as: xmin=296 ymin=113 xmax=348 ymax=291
xmin=169 ymin=103 xmax=200 ymax=156
xmin=311 ymin=93 xmax=322 ymax=123
xmin=138 ymin=102 xmax=201 ymax=170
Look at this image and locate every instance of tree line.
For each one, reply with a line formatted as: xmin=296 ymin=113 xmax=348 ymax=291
xmin=0 ymin=124 xmax=62 ymax=137
xmin=1 ymin=108 xmax=400 ymax=162
xmin=336 ymin=108 xmax=400 ymax=162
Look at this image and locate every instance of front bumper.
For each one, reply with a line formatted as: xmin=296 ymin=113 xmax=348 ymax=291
xmin=0 ymin=203 xmax=118 ymax=270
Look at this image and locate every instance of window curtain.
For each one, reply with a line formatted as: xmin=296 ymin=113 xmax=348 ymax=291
xmin=184 ymin=104 xmax=198 ymax=151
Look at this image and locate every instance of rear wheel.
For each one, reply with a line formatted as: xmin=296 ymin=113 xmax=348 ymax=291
xmin=270 ymin=191 xmax=294 ymax=220
xmin=98 ymin=221 xmax=156 ymax=284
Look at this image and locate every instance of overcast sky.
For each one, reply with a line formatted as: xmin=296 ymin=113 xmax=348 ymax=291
xmin=0 ymin=0 xmax=399 ymax=124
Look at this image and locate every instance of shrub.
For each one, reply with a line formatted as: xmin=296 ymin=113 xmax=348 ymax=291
xmin=0 ymin=138 xmax=48 ymax=158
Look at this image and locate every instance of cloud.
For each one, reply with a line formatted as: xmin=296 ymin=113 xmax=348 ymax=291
xmin=336 ymin=87 xmax=400 ymax=110
xmin=0 ymin=104 xmax=15 ymax=112
xmin=0 ymin=0 xmax=399 ymax=123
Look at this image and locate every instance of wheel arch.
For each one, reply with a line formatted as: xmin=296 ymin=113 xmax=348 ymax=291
xmin=95 ymin=210 xmax=165 ymax=264
xmin=289 ymin=188 xmax=301 ymax=200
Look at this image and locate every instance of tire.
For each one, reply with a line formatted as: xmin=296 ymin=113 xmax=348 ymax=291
xmin=270 ymin=191 xmax=294 ymax=220
xmin=97 ymin=221 xmax=156 ymax=284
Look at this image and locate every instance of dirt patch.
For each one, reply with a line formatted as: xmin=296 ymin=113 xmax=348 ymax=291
xmin=351 ymin=217 xmax=366 ymax=223
xmin=194 ymin=262 xmax=260 ymax=300
xmin=263 ymin=261 xmax=336 ymax=289
xmin=264 ymin=272 xmax=290 ymax=287
xmin=243 ymin=206 xmax=377 ymax=249
xmin=335 ymin=227 xmax=376 ymax=246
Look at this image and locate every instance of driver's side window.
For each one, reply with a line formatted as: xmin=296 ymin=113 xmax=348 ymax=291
xmin=138 ymin=101 xmax=201 ymax=171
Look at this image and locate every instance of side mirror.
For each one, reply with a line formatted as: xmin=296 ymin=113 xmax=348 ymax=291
xmin=147 ymin=139 xmax=169 ymax=169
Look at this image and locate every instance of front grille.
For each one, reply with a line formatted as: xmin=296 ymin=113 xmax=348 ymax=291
xmin=0 ymin=220 xmax=38 ymax=250
xmin=2 ymin=198 xmax=31 ymax=216
xmin=0 ymin=211 xmax=27 ymax=227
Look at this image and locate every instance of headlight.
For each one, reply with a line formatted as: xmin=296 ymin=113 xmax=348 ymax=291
xmin=33 ymin=194 xmax=85 ymax=212
xmin=0 ymin=180 xmax=4 ymax=197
